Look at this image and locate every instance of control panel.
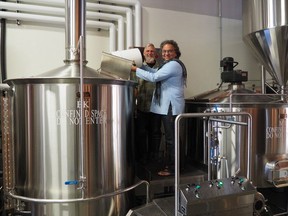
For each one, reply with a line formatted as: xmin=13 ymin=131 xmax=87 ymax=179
xmin=179 ymin=176 xmax=257 ymax=216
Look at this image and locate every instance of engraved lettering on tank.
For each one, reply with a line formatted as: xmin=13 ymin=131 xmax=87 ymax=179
xmin=56 ymin=100 xmax=107 ymax=125
xmin=266 ymin=127 xmax=282 ymax=139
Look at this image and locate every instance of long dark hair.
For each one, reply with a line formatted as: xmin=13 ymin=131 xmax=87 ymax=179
xmin=160 ymin=40 xmax=181 ymax=58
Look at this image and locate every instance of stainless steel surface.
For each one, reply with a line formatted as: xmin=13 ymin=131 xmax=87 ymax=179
xmin=243 ymin=0 xmax=288 ymax=89
xmin=179 ymin=176 xmax=256 ymax=216
xmin=65 ymin=0 xmax=86 ymax=63
xmin=4 ymin=77 xmax=136 ymax=216
xmin=129 ymin=177 xmax=257 ymax=216
xmin=175 ymin=112 xmax=252 ymax=216
xmin=265 ymin=160 xmax=288 ymax=187
xmin=7 ymin=180 xmax=150 ymax=204
xmin=127 ymin=196 xmax=175 ymax=216
xmin=1 ymin=0 xmax=138 ymax=215
xmin=185 ymin=84 xmax=288 ymax=188
xmin=100 ymin=52 xmax=134 ymax=80
xmin=184 ymin=0 xmax=288 ymax=189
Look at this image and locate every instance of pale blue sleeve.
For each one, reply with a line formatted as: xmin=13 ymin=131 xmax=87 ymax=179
xmin=136 ymin=61 xmax=181 ymax=82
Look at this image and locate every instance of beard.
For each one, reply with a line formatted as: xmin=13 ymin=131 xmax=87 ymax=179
xmin=145 ymin=56 xmax=155 ymax=64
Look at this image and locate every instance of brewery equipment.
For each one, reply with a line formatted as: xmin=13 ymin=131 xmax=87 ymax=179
xmin=186 ymin=57 xmax=288 ymax=188
xmin=185 ymin=0 xmax=288 ymax=190
xmin=129 ymin=1 xmax=288 ymax=215
xmin=129 ymin=177 xmax=259 ymax=216
xmin=0 ymin=0 xmax=140 ymax=215
xmin=128 ymin=112 xmax=264 ymax=216
xmin=178 ymin=176 xmax=257 ymax=216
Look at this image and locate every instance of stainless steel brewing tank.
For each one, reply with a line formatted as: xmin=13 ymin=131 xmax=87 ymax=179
xmin=185 ymin=84 xmax=288 ymax=188
xmin=243 ymin=0 xmax=288 ymax=89
xmin=3 ymin=64 xmax=136 ymax=216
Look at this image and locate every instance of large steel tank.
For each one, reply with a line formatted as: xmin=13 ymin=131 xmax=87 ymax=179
xmin=242 ymin=0 xmax=288 ymax=92
xmin=0 ymin=1 xmax=137 ymax=215
xmin=186 ymin=82 xmax=288 ymax=188
xmin=2 ymin=69 xmax=136 ymax=215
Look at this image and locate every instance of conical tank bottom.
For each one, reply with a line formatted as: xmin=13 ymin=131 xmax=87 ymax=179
xmin=243 ymin=26 xmax=288 ymax=87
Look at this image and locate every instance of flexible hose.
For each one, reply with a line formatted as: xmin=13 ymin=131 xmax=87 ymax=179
xmin=0 ymin=0 xmax=7 ymax=82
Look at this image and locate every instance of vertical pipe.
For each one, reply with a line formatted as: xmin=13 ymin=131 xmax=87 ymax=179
xmin=261 ymin=65 xmax=266 ymax=94
xmin=66 ymin=0 xmax=87 ymax=197
xmin=79 ymin=35 xmax=86 ymax=198
xmin=247 ymin=114 xmax=252 ymax=180
xmin=0 ymin=0 xmax=7 ymax=82
xmin=175 ymin=115 xmax=181 ymax=216
xmin=218 ymin=0 xmax=222 ymax=61
xmin=218 ymin=0 xmax=223 ymax=87
xmin=203 ymin=118 xmax=207 ymax=164
xmin=1 ymin=90 xmax=15 ymax=211
xmin=207 ymin=120 xmax=212 ymax=181
xmin=96 ymin=0 xmax=142 ymax=47
xmin=134 ymin=1 xmax=142 ymax=46
xmin=65 ymin=0 xmax=86 ymax=63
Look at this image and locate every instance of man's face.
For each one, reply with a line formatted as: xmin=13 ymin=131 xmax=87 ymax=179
xmin=144 ymin=46 xmax=156 ymax=63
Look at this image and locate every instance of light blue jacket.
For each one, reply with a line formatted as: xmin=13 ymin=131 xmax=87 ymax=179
xmin=136 ymin=60 xmax=185 ymax=115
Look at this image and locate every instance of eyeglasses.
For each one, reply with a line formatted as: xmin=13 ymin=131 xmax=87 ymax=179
xmin=162 ymin=50 xmax=175 ymax=54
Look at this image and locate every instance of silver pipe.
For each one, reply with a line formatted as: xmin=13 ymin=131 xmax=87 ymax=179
xmin=207 ymin=119 xmax=212 ymax=180
xmin=0 ymin=11 xmax=64 ymax=24
xmin=0 ymin=83 xmax=10 ymax=90
xmin=209 ymin=117 xmax=248 ymax=126
xmin=0 ymin=11 xmax=113 ymax=30
xmin=17 ymin=0 xmax=64 ymax=6
xmin=175 ymin=114 xmax=181 ymax=216
xmin=247 ymin=113 xmax=252 ymax=180
xmin=78 ymin=34 xmax=86 ymax=198
xmin=280 ymin=85 xmax=285 ymax=101
xmin=175 ymin=112 xmax=252 ymax=216
xmin=0 ymin=1 xmax=64 ymax=15
xmin=0 ymin=11 xmax=117 ymax=52
xmin=0 ymin=1 xmax=123 ymax=50
xmin=0 ymin=0 xmax=141 ymax=49
xmin=65 ymin=0 xmax=86 ymax=63
xmin=7 ymin=180 xmax=150 ymax=204
xmin=213 ymin=123 xmax=232 ymax=129
xmin=203 ymin=118 xmax=207 ymax=164
xmin=210 ymin=115 xmax=252 ymax=180
xmin=218 ymin=0 xmax=223 ymax=60
xmin=261 ymin=65 xmax=266 ymax=94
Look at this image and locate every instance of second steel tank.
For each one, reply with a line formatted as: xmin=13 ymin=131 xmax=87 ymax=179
xmin=186 ymin=56 xmax=288 ymax=188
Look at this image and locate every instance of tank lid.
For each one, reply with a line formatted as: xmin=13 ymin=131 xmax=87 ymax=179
xmin=4 ymin=63 xmax=137 ymax=86
xmin=33 ymin=64 xmax=110 ymax=78
xmin=186 ymin=84 xmax=282 ymax=104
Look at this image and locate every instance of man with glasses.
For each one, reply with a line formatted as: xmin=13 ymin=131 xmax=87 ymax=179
xmin=131 ymin=40 xmax=187 ymax=176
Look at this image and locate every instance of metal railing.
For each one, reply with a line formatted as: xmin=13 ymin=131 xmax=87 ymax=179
xmin=174 ymin=112 xmax=252 ymax=216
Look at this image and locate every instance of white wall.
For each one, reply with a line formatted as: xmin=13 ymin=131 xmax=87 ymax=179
xmin=5 ymin=4 xmax=261 ymax=98
xmin=141 ymin=7 xmax=262 ymax=97
xmin=6 ymin=24 xmax=109 ymax=78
